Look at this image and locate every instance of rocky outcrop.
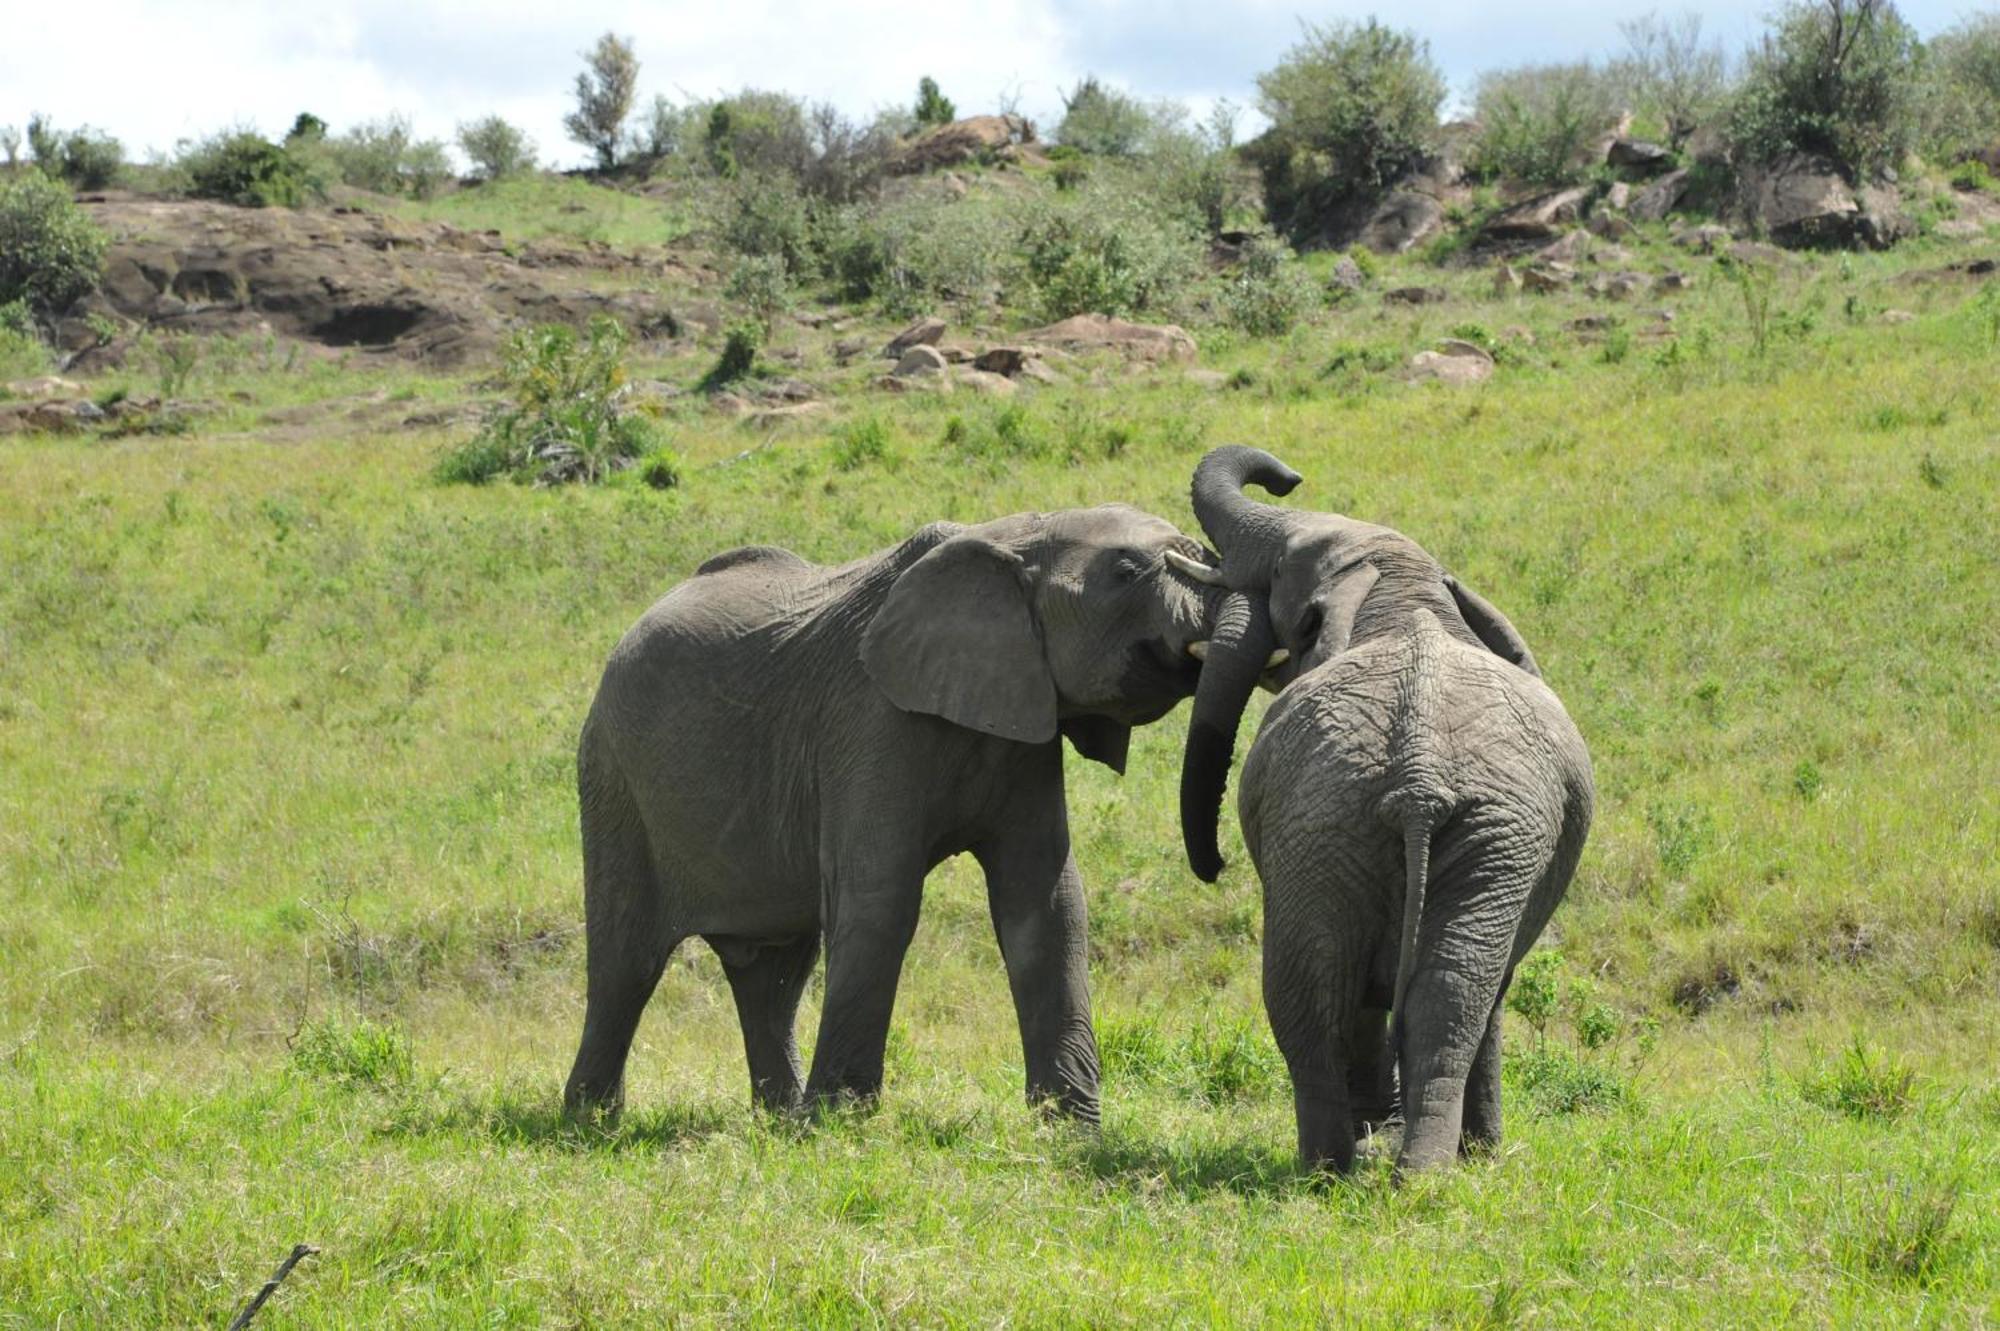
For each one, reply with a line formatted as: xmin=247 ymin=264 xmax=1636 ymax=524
xmin=1016 ymin=313 xmax=1196 ymax=362
xmin=1607 ymin=139 xmax=1673 ymax=175
xmin=1734 ymin=153 xmax=1910 ymax=250
xmin=1480 ymin=186 xmax=1594 ymax=243
xmin=890 ymin=115 xmax=1034 ymax=174
xmin=882 ymin=316 xmax=947 ymax=359
xmin=1627 ymin=169 xmax=1691 ymax=224
xmin=58 ymin=197 xmax=693 ymax=366
xmin=1408 ymin=339 xmax=1494 ymax=385
xmin=1353 ymin=191 xmax=1444 ymax=254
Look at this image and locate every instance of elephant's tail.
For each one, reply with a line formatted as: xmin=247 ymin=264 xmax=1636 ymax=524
xmin=1377 ymin=609 xmax=1457 ymax=1059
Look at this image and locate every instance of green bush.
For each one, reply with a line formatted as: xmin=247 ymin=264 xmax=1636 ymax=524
xmin=715 ymin=172 xmax=814 ymax=269
xmin=1056 ymin=77 xmax=1155 ymax=157
xmin=1923 ymin=14 xmax=2000 ymax=161
xmin=818 ymin=192 xmax=1016 ymax=316
xmin=723 ymin=254 xmax=792 ymax=336
xmin=27 ymin=115 xmax=123 ymax=189
xmin=289 ymin=1014 xmax=414 ymax=1087
xmin=456 ymin=116 xmax=537 ymax=180
xmin=703 ymin=91 xmax=812 ymax=180
xmin=1019 ymin=185 xmax=1204 ymax=321
xmin=1135 ymin=105 xmax=1248 ymax=236
xmin=913 ymin=76 xmax=956 ymax=128
xmin=1252 ymin=19 xmax=1446 ymax=240
xmin=0 ymin=170 xmax=108 ymax=316
xmin=1798 ymin=1038 xmax=1917 ymax=1121
xmin=0 ymin=300 xmax=51 ymax=379
xmin=700 ymin=323 xmax=763 ymax=393
xmin=177 ymin=131 xmax=325 ymax=208
xmin=638 ymin=446 xmax=683 ymax=490
xmin=830 ymin=416 xmax=892 ymax=471
xmin=326 ymin=116 xmax=453 ymax=198
xmin=1728 ymin=0 xmax=1924 ymax=178
xmin=438 ymin=316 xmax=653 ymax=485
xmin=1221 ymin=235 xmax=1319 ymax=335
xmin=1471 ymin=63 xmax=1622 ymax=186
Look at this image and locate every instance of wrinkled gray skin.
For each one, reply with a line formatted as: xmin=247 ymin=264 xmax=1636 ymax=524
xmin=1179 ymin=447 xmax=1593 ymax=1175
xmin=563 ymin=506 xmax=1225 ymax=1126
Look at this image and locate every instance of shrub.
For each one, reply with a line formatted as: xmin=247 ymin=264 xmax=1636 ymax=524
xmin=631 ymin=95 xmax=702 ymax=166
xmin=703 ymin=91 xmax=813 ymax=180
xmin=566 ymin=32 xmax=640 ymax=170
xmin=0 ymin=125 xmax=20 ymax=170
xmin=1617 ymin=12 xmax=1733 ymax=151
xmin=456 ymin=116 xmax=537 ymax=180
xmin=638 ymin=446 xmax=683 ymax=490
xmin=819 ymin=192 xmax=1016 ymax=316
xmin=1056 ymin=77 xmax=1155 ymax=157
xmin=1728 ymin=0 xmax=1923 ymax=179
xmin=1222 ymin=235 xmax=1318 ymax=335
xmin=1136 ymin=104 xmax=1249 ymax=236
xmin=830 ymin=416 xmax=892 ymax=471
xmin=177 ymin=131 xmax=324 ymax=208
xmin=699 ymin=323 xmax=763 ymax=392
xmin=1018 ymin=184 xmax=1205 ymax=321
xmin=438 ymin=316 xmax=652 ymax=485
xmin=27 ymin=115 xmax=123 ymax=189
xmin=1923 ymin=14 xmax=2000 ymax=161
xmin=290 ymin=1014 xmax=414 ymax=1086
xmin=1834 ymin=1174 xmax=1964 ymax=1285
xmin=0 ymin=300 xmax=50 ymax=379
xmin=716 ymin=173 xmax=814 ymax=269
xmin=0 ymin=170 xmax=108 ymax=316
xmin=798 ymin=103 xmax=895 ymax=204
xmin=723 ymin=254 xmax=792 ymax=336
xmin=326 ymin=116 xmax=453 ymax=198
xmin=913 ymin=76 xmax=956 ymax=128
xmin=1252 ymin=19 xmax=1446 ymax=239
xmin=1506 ymin=1044 xmax=1636 ymax=1115
xmin=1471 ymin=63 xmax=1622 ymax=186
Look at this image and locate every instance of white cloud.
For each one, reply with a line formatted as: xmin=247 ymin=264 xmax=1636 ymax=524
xmin=0 ymin=0 xmax=1972 ymax=168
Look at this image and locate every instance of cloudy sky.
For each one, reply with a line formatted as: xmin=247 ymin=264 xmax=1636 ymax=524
xmin=4 ymin=2 xmax=1979 ymax=168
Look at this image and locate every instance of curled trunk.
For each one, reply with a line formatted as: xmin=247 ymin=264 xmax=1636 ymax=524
xmin=1180 ymin=589 xmax=1277 ymax=882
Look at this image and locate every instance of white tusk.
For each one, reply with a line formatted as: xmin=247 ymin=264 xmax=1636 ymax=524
xmin=1265 ymin=649 xmax=1290 ymax=669
xmin=1165 ymin=549 xmax=1227 ymax=586
xmin=1187 ymin=641 xmax=1210 ymax=661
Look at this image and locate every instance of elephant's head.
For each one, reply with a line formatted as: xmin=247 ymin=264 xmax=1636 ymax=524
xmin=862 ymin=505 xmax=1228 ymax=773
xmin=1178 ymin=445 xmax=1394 ymax=880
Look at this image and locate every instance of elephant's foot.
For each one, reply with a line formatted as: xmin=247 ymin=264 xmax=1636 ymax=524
xmin=1027 ymin=1083 xmax=1102 ymax=1130
xmin=561 ymin=1079 xmax=625 ymax=1129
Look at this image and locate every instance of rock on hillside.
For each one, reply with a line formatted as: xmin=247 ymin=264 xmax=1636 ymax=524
xmin=57 ymin=198 xmax=703 ymax=368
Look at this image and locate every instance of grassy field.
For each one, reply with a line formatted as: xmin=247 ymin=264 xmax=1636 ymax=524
xmin=3 ymin=221 xmax=1998 ymax=1325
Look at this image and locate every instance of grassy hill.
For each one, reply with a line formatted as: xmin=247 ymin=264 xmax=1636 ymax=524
xmin=2 ymin=187 xmax=1998 ymax=1324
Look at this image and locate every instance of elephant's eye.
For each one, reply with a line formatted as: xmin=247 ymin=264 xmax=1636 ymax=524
xmin=1295 ymin=603 xmax=1325 ymax=646
xmin=1114 ymin=551 xmax=1151 ymax=582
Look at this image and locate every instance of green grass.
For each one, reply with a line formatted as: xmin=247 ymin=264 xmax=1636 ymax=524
xmin=388 ymin=174 xmax=692 ymax=251
xmin=2 ymin=235 xmax=1998 ymax=1324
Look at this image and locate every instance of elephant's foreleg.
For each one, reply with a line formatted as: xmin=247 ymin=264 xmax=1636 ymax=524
xmin=979 ymin=841 xmax=1100 ymax=1126
xmin=1459 ymin=994 xmax=1505 ymax=1155
xmin=564 ymin=760 xmax=681 ymax=1121
xmin=802 ymin=863 xmax=922 ymax=1113
xmin=712 ymin=931 xmax=822 ymax=1113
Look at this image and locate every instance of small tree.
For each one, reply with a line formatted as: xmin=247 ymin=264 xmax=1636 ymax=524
xmin=0 ymin=125 xmax=18 ymax=169
xmin=0 ymin=170 xmax=109 ymax=316
xmin=1619 ymin=11 xmax=1731 ymax=149
xmin=327 ymin=116 xmax=452 ymax=197
xmin=289 ymin=113 xmax=329 ymax=143
xmin=1728 ymin=0 xmax=1923 ymax=179
xmin=177 ymin=131 xmax=325 ymax=208
xmin=24 ymin=115 xmax=122 ymax=189
xmin=1252 ymin=19 xmax=1445 ymax=239
xmin=914 ymin=77 xmax=956 ymax=128
xmin=1056 ymin=76 xmax=1152 ymax=156
xmin=1923 ymin=15 xmax=2000 ymax=160
xmin=1471 ymin=63 xmax=1622 ymax=186
xmin=565 ymin=32 xmax=639 ymax=170
xmin=458 ymin=116 xmax=538 ymax=179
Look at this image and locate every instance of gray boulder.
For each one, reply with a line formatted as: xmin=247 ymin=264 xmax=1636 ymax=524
xmin=1628 ymin=169 xmax=1690 ymax=224
xmin=1607 ymin=139 xmax=1673 ymax=175
xmin=1355 ymin=191 xmax=1445 ymax=254
xmin=1480 ymin=186 xmax=1594 ymax=242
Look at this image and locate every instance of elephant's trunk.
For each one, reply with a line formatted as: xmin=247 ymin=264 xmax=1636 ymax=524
xmin=1180 ymin=589 xmax=1277 ymax=882
xmin=1180 ymin=445 xmax=1304 ymax=882
xmin=1190 ymin=445 xmax=1301 ymax=587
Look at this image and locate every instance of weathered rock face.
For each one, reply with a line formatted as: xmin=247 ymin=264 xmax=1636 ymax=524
xmin=1735 ymin=153 xmax=1910 ymax=250
xmin=883 ymin=316 xmax=947 ymax=358
xmin=1384 ymin=285 xmax=1448 ymax=305
xmin=890 ymin=115 xmax=1034 ymax=174
xmin=1016 ymin=313 xmax=1196 ymax=362
xmin=59 ymin=198 xmax=694 ymax=366
xmin=1327 ymin=255 xmax=1368 ymax=295
xmin=1480 ymin=186 xmax=1594 ymax=242
xmin=891 ymin=345 xmax=948 ymax=377
xmin=1353 ymin=190 xmax=1444 ymax=254
xmin=1628 ymin=169 xmax=1690 ymax=223
xmin=1408 ymin=339 xmax=1494 ymax=385
xmin=1607 ymin=138 xmax=1673 ymax=175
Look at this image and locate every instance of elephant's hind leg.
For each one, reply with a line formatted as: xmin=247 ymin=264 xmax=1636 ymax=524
xmin=564 ymin=752 xmax=682 ymax=1122
xmin=1459 ymin=995 xmax=1505 ymax=1155
xmin=711 ymin=931 xmax=822 ymax=1113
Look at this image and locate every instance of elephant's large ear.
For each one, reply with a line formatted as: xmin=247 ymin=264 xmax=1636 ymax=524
xmin=1313 ymin=560 xmax=1383 ymax=660
xmin=862 ymin=535 xmax=1058 ymax=743
xmin=1443 ymin=573 xmax=1542 ymax=678
xmin=1060 ymin=716 xmax=1131 ymax=774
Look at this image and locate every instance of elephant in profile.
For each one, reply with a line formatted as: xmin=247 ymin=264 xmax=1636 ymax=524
xmin=1176 ymin=446 xmax=1593 ymax=1175
xmin=564 ymin=506 xmax=1235 ymax=1125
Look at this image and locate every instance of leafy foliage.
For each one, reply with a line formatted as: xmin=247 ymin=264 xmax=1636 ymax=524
xmin=1471 ymin=63 xmax=1622 ymax=186
xmin=456 ymin=116 xmax=538 ymax=180
xmin=913 ymin=77 xmax=956 ymax=128
xmin=289 ymin=1014 xmax=414 ymax=1087
xmin=25 ymin=114 xmax=123 ymax=189
xmin=1618 ymin=11 xmax=1733 ymax=150
xmin=1221 ymin=235 xmax=1318 ymax=335
xmin=176 ymin=130 xmax=326 ymax=208
xmin=1252 ymin=19 xmax=1446 ymax=239
xmin=1057 ymin=77 xmax=1155 ymax=157
xmin=723 ymin=254 xmax=792 ymax=336
xmin=1728 ymin=0 xmax=1924 ymax=178
xmin=325 ymin=115 xmax=453 ymax=199
xmin=0 ymin=170 xmax=109 ymax=316
xmin=1018 ymin=184 xmax=1205 ymax=321
xmin=565 ymin=31 xmax=640 ymax=170
xmin=438 ymin=316 xmax=654 ymax=485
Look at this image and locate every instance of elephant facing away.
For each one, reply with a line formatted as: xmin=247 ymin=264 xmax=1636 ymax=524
xmin=1177 ymin=447 xmax=1593 ymax=1175
xmin=564 ymin=506 xmax=1231 ymax=1126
